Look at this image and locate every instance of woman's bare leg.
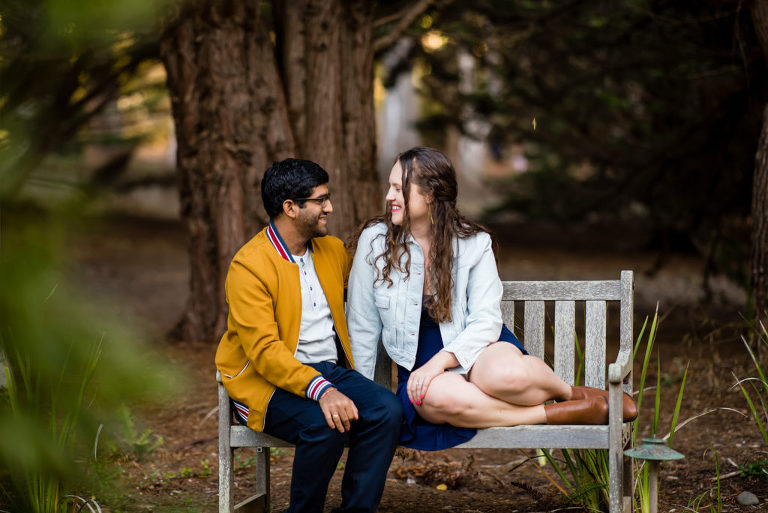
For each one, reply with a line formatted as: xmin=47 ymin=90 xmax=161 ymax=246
xmin=468 ymin=342 xmax=572 ymax=406
xmin=414 ymin=372 xmax=547 ymax=428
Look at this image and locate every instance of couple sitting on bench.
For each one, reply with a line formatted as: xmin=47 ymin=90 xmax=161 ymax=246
xmin=215 ymin=147 xmax=638 ymax=513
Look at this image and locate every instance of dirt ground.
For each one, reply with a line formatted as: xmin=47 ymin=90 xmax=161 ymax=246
xmin=68 ymin=216 xmax=768 ymax=512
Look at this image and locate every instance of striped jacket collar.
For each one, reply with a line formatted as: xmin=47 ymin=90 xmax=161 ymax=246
xmin=265 ymin=219 xmax=313 ymax=263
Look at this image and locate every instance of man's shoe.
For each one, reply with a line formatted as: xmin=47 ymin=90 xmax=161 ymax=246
xmin=544 ymin=396 xmax=609 ymax=425
xmin=570 ymin=386 xmax=638 ymax=422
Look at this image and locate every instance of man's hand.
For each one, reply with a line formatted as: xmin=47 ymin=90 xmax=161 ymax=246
xmin=318 ymin=388 xmax=359 ymax=433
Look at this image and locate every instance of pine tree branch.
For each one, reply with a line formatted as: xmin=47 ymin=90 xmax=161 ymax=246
xmin=373 ymin=0 xmax=436 ymax=54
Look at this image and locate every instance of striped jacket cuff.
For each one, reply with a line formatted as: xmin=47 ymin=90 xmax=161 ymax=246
xmin=306 ymin=375 xmax=334 ymax=401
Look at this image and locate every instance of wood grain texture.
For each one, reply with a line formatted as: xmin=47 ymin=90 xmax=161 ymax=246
xmin=554 ymin=301 xmax=575 ymax=385
xmin=524 ymin=300 xmax=545 ymax=359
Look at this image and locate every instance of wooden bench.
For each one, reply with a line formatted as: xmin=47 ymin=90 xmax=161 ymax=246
xmin=217 ymin=270 xmax=635 ymax=513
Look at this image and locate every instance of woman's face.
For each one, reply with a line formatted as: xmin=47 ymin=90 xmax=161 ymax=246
xmin=386 ymin=161 xmax=430 ymax=227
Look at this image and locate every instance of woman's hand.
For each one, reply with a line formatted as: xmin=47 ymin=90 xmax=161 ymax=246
xmin=407 ymin=362 xmax=443 ymax=406
xmin=407 ymin=351 xmax=459 ymax=405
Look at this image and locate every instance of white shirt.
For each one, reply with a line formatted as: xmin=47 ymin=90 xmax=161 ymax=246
xmin=292 ymin=249 xmax=338 ymax=364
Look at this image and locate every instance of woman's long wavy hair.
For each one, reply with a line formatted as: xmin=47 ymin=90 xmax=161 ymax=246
xmin=359 ymin=147 xmax=491 ymax=323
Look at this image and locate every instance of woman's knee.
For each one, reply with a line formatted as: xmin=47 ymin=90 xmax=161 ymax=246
xmin=476 ymin=364 xmax=531 ymax=396
xmin=421 ymin=387 xmax=470 ymax=419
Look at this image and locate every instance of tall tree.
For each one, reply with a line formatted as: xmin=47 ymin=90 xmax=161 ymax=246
xmin=749 ymin=0 xmax=768 ymax=327
xmin=159 ymin=0 xmax=430 ymax=342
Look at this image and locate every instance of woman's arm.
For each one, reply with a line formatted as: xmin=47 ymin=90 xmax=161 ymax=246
xmin=441 ymin=233 xmax=503 ymax=371
xmin=346 ymin=227 xmax=384 ymax=380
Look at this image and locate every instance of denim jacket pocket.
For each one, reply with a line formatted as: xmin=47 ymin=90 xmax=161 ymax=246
xmin=374 ymin=292 xmax=390 ymax=310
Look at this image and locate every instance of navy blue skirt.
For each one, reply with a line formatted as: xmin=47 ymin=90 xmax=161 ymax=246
xmin=396 ymin=312 xmax=526 ymax=451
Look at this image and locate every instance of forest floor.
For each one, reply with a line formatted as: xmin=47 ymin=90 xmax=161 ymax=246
xmin=67 ymin=216 xmax=768 ymax=512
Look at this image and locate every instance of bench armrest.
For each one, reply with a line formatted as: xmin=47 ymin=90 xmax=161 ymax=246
xmin=607 ymin=348 xmax=632 ymax=384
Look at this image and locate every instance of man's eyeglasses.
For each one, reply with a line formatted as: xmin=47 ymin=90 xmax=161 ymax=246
xmin=294 ymin=194 xmax=331 ymax=207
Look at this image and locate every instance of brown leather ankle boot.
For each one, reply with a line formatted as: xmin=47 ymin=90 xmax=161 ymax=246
xmin=570 ymin=386 xmax=638 ymax=422
xmin=545 ymin=396 xmax=609 ymax=425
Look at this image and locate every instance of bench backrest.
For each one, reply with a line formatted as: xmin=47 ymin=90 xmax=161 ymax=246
xmin=374 ymin=270 xmax=634 ymax=391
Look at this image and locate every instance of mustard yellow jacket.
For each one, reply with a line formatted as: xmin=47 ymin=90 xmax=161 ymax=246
xmin=215 ymin=226 xmax=353 ymax=431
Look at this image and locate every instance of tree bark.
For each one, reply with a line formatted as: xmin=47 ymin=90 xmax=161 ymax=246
xmin=161 ymin=0 xmax=381 ymax=342
xmin=752 ymin=104 xmax=768 ymax=328
xmin=750 ymin=1 xmax=768 ymax=329
xmin=278 ymin=0 xmax=381 ymax=238
xmin=160 ymin=0 xmax=296 ymax=341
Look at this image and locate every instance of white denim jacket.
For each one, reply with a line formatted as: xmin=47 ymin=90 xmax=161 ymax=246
xmin=347 ymin=222 xmax=503 ymax=380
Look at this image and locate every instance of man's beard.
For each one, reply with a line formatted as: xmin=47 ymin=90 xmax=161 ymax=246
xmin=299 ymin=210 xmax=328 ymax=238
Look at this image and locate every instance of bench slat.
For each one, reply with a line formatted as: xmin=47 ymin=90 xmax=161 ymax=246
xmin=585 ymin=300 xmax=607 ymax=389
xmin=455 ymin=425 xmax=609 ymax=449
xmin=503 ymin=281 xmax=621 ymax=301
xmin=524 ymin=301 xmax=545 ymax=359
xmin=501 ymin=299 xmax=515 ymax=334
xmin=231 ymin=427 xmax=293 ymax=448
xmin=554 ymin=301 xmax=575 ymax=385
xmin=232 ymin=424 xmax=631 ymax=451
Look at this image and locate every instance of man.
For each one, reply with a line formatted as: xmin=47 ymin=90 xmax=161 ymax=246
xmin=215 ymin=158 xmax=402 ymax=513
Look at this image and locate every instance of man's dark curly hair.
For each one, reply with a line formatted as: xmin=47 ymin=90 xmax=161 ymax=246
xmin=261 ymin=158 xmax=329 ymax=218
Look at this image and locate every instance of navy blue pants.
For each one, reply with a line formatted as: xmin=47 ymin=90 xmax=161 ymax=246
xmin=264 ymin=362 xmax=403 ymax=513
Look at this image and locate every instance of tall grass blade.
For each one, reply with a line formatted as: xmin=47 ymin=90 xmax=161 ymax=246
xmin=737 ymin=382 xmax=768 ymax=445
xmin=652 ymin=354 xmax=661 ymax=437
xmin=633 ymin=311 xmax=658 ymax=445
xmin=574 ymin=331 xmax=585 ymax=387
xmin=540 ymin=449 xmax=574 ymax=495
xmin=633 ymin=316 xmax=649 ymax=359
xmin=667 ymin=364 xmax=688 ymax=446
xmin=742 ymin=336 xmax=768 ymax=395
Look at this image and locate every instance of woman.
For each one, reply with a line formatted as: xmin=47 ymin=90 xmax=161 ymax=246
xmin=347 ymin=147 xmax=636 ymax=451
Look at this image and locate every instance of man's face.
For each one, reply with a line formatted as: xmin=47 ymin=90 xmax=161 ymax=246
xmin=296 ymin=184 xmax=333 ymax=237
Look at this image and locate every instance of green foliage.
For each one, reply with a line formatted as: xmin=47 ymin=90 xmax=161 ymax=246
xmin=732 ymin=324 xmax=768 ymax=490
xmin=143 ymin=459 xmax=215 ymax=487
xmin=632 ymin=313 xmax=688 ymax=513
xmin=0 ymin=207 xmax=177 ymax=511
xmin=734 ymin=323 xmax=768 ymax=448
xmin=738 ymin=458 xmax=768 ymax=480
xmin=1 ymin=1 xmax=181 ymax=508
xmin=114 ymin=405 xmax=164 ymax=458
xmin=0 ymin=0 xmax=170 ymax=199
xmin=540 ymin=445 xmax=608 ymax=511
xmin=404 ymin=0 xmax=759 ymax=283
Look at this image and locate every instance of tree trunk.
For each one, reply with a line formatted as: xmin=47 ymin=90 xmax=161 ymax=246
xmin=160 ymin=0 xmax=296 ymax=342
xmin=276 ymin=0 xmax=381 ymax=238
xmin=750 ymin=2 xmax=768 ymax=330
xmin=161 ymin=0 xmax=380 ymax=342
xmin=752 ymin=105 xmax=768 ymax=328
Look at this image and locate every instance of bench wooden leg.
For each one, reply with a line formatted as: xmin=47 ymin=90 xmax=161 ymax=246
xmin=622 ymin=440 xmax=634 ymax=513
xmin=231 ymin=447 xmax=270 ymax=512
xmin=219 ymin=444 xmax=234 ymax=513
xmin=608 ymin=385 xmax=624 ymax=513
